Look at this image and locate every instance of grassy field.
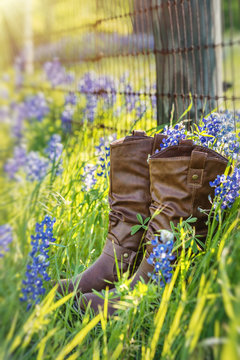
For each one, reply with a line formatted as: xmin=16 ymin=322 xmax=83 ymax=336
xmin=0 ymin=66 xmax=240 ymax=360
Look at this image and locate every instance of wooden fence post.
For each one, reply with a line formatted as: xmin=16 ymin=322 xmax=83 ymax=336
xmin=151 ymin=0 xmax=223 ymax=125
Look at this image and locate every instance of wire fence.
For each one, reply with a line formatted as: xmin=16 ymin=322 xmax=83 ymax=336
xmin=1 ymin=0 xmax=240 ymax=134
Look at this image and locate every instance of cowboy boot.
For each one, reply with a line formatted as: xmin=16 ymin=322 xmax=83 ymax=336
xmin=57 ymin=131 xmax=166 ymax=295
xmin=78 ymin=140 xmax=228 ymax=315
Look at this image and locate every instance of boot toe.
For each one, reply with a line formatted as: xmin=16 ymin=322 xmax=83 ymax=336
xmin=75 ymin=290 xmax=119 ymax=317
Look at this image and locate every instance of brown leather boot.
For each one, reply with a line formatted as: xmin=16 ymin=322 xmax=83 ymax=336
xmin=57 ymin=131 xmax=166 ymax=295
xmin=78 ymin=141 xmax=228 ymax=315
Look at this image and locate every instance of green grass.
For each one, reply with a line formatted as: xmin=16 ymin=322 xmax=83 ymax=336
xmin=0 ymin=56 xmax=240 ymax=359
xmin=0 ymin=102 xmax=240 ymax=360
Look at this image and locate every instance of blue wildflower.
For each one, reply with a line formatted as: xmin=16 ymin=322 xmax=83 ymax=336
xmin=84 ymin=95 xmax=98 ymax=123
xmin=210 ymin=167 xmax=240 ymax=210
xmin=196 ymin=112 xmax=240 ymax=159
xmin=20 ymin=216 xmax=56 ymax=310
xmin=78 ymin=72 xmax=117 ymax=121
xmin=95 ymin=134 xmax=116 ymax=178
xmin=24 ymin=152 xmax=49 ymax=182
xmin=11 ymin=102 xmax=28 ymax=138
xmin=0 ymin=225 xmax=13 ymax=257
xmin=4 ymin=146 xmax=27 ymax=180
xmin=61 ymin=105 xmax=74 ymax=131
xmin=65 ymin=92 xmax=77 ymax=105
xmin=45 ymin=134 xmax=63 ymax=175
xmin=159 ymin=124 xmax=186 ymax=150
xmin=82 ymin=164 xmax=97 ymax=191
xmin=147 ymin=230 xmax=175 ymax=286
xmin=44 ymin=59 xmax=74 ymax=87
xmin=24 ymin=93 xmax=49 ymax=121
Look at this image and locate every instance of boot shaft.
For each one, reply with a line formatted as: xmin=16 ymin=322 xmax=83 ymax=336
xmin=146 ymin=142 xmax=228 ymax=244
xmin=109 ymin=131 xmax=153 ymax=223
xmin=108 ymin=131 xmax=166 ymax=252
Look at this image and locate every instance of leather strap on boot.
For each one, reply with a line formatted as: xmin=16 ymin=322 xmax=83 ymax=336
xmin=132 ymin=130 xmax=147 ymax=137
xmin=187 ymin=150 xmax=208 ymax=187
xmin=103 ymin=239 xmax=137 ymax=265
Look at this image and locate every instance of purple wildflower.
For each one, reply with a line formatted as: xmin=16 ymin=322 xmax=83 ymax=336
xmin=0 ymin=225 xmax=13 ymax=257
xmin=4 ymin=146 xmax=27 ymax=180
xmin=95 ymin=134 xmax=116 ymax=178
xmin=45 ymin=134 xmax=63 ymax=175
xmin=44 ymin=59 xmax=74 ymax=87
xmin=20 ymin=216 xmax=56 ymax=310
xmin=157 ymin=124 xmax=186 ymax=151
xmin=210 ymin=167 xmax=240 ymax=210
xmin=24 ymin=93 xmax=49 ymax=121
xmin=147 ymin=230 xmax=175 ymax=286
xmin=24 ymin=152 xmax=49 ymax=182
xmin=11 ymin=102 xmax=28 ymax=138
xmin=61 ymin=105 xmax=74 ymax=131
xmin=82 ymin=164 xmax=97 ymax=191
xmin=65 ymin=92 xmax=77 ymax=105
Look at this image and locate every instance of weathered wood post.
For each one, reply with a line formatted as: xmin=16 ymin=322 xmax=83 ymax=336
xmin=151 ymin=0 xmax=223 ymax=125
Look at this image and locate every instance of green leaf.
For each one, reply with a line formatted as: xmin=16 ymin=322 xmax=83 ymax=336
xmin=187 ymin=217 xmax=197 ymax=223
xmin=178 ymin=92 xmax=193 ymax=121
xmin=136 ymin=213 xmax=143 ymax=224
xmin=144 ymin=217 xmax=150 ymax=224
xmin=196 ymin=238 xmax=206 ymax=249
xmin=131 ymin=225 xmax=142 ymax=235
xmin=192 ymin=241 xmax=198 ymax=254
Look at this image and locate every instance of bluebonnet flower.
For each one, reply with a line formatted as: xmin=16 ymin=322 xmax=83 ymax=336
xmin=11 ymin=102 xmax=28 ymax=138
xmin=196 ymin=112 xmax=240 ymax=159
xmin=5 ymin=137 xmax=63 ymax=182
xmin=82 ymin=164 xmax=97 ymax=191
xmin=24 ymin=93 xmax=49 ymax=121
xmin=61 ymin=105 xmax=74 ymax=131
xmin=78 ymin=73 xmax=98 ymax=123
xmin=210 ymin=167 xmax=240 ymax=210
xmin=78 ymin=72 xmax=117 ymax=121
xmin=84 ymin=94 xmax=98 ymax=123
xmin=24 ymin=152 xmax=49 ymax=182
xmin=154 ymin=111 xmax=239 ymax=159
xmin=4 ymin=146 xmax=27 ymax=180
xmin=20 ymin=216 xmax=56 ymax=310
xmin=0 ymin=225 xmax=13 ymax=257
xmin=78 ymin=72 xmax=96 ymax=94
xmin=45 ymin=134 xmax=63 ymax=175
xmin=147 ymin=230 xmax=175 ymax=286
xmin=44 ymin=59 xmax=74 ymax=87
xmin=95 ymin=134 xmax=116 ymax=178
xmin=65 ymin=92 xmax=77 ymax=105
xmin=155 ymin=124 xmax=186 ymax=152
xmin=45 ymin=134 xmax=63 ymax=162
